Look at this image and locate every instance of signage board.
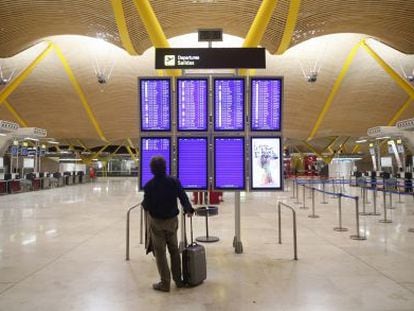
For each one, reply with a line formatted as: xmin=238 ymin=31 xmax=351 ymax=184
xmin=177 ymin=137 xmax=208 ymax=190
xmin=139 ymin=78 xmax=171 ymax=131
xmin=156 ymin=48 xmax=266 ymax=69
xmin=140 ymin=138 xmax=171 ymax=189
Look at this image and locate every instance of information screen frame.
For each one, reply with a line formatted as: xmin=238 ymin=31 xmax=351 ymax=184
xmin=250 ymin=137 xmax=283 ymax=191
xmin=139 ymin=77 xmax=172 ymax=132
xmin=250 ymin=77 xmax=283 ymax=132
xmin=176 ymin=77 xmax=209 ymax=132
xmin=213 ymin=136 xmax=245 ymax=190
xmin=139 ymin=137 xmax=172 ymax=190
xmin=177 ymin=137 xmax=209 ymax=190
xmin=213 ymin=77 xmax=245 ymax=132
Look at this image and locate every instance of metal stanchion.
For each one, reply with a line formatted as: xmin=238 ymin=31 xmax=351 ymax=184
xmin=300 ymin=185 xmax=308 ymax=209
xmin=363 ymin=181 xmax=370 ymax=204
xmin=334 ymin=194 xmax=348 ymax=232
xmin=126 ymin=203 xmax=140 ymax=261
xmin=331 ymin=179 xmax=336 ymax=198
xmin=388 ymin=192 xmax=395 ymax=209
xmin=372 ymin=187 xmax=380 ymax=216
xmin=350 ymin=197 xmax=367 ymax=240
xmin=294 ymin=182 xmax=300 ymax=205
xmin=379 ymin=190 xmax=392 ymax=223
xmin=308 ymin=187 xmax=319 ymax=218
xmin=321 ymin=181 xmax=328 ymax=204
xmin=341 ymin=176 xmax=346 ymax=193
xmin=360 ymin=186 xmax=371 ymax=216
xmin=291 ymin=179 xmax=296 ymax=199
xmin=277 ymin=202 xmax=298 ymax=260
xmin=140 ymin=205 xmax=144 ymax=244
xmin=398 ymin=185 xmax=403 ymax=204
xmin=234 ymin=192 xmax=243 ymax=254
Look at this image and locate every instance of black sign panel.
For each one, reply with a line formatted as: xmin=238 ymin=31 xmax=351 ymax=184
xmin=155 ymin=48 xmax=265 ymax=69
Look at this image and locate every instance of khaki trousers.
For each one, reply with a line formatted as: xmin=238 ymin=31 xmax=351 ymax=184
xmin=150 ymin=216 xmax=181 ymax=285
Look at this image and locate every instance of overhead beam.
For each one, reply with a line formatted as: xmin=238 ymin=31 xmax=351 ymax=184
xmin=53 ymin=44 xmax=108 ymax=142
xmin=274 ymin=0 xmax=302 ymax=54
xmin=126 ymin=145 xmax=138 ymax=163
xmin=307 ymin=40 xmax=363 ymax=141
xmin=321 ymin=136 xmax=339 ymax=153
xmin=110 ymin=0 xmax=139 ymax=55
xmin=2 ymin=100 xmax=28 ymax=127
xmin=388 ymin=97 xmax=413 ymax=126
xmin=239 ymin=0 xmax=278 ymax=76
xmin=361 ymin=40 xmax=414 ymax=99
xmin=76 ymin=139 xmax=90 ymax=152
xmin=132 ymin=0 xmax=180 ymax=76
xmin=0 ymin=42 xmax=54 ymax=104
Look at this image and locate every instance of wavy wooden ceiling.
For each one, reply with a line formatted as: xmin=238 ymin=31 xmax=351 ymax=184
xmin=0 ymin=0 xmax=413 ymax=150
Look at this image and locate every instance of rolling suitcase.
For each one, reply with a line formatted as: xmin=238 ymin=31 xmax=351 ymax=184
xmin=182 ymin=215 xmax=207 ymax=286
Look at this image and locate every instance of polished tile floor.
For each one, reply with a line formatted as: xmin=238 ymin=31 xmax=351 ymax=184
xmin=0 ymin=178 xmax=414 ymax=311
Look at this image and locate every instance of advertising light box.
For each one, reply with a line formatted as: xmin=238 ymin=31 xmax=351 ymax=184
xmin=139 ymin=78 xmax=171 ymax=131
xmin=381 ymin=156 xmax=393 ymax=168
xmin=177 ymin=78 xmax=208 ymax=131
xmin=250 ymin=77 xmax=282 ymax=131
xmin=214 ymin=78 xmax=245 ymax=131
xmin=177 ymin=137 xmax=208 ymax=190
xmin=214 ymin=137 xmax=245 ymax=190
xmin=140 ymin=137 xmax=171 ymax=189
xmin=251 ymin=137 xmax=282 ymax=190
xmin=23 ymin=158 xmax=35 ymax=169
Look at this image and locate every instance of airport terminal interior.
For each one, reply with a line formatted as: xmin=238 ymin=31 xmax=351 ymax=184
xmin=0 ymin=1 xmax=414 ymax=310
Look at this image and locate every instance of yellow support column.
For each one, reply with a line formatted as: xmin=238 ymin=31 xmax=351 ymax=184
xmin=307 ymin=40 xmax=363 ymax=141
xmin=0 ymin=42 xmax=54 ymax=103
xmin=361 ymin=39 xmax=414 ymax=98
xmin=2 ymin=100 xmax=28 ymax=127
xmin=388 ymin=97 xmax=413 ymax=126
xmin=53 ymin=44 xmax=108 ymax=142
xmin=132 ymin=0 xmax=180 ymax=76
xmin=239 ymin=0 xmax=279 ymax=76
xmin=274 ymin=0 xmax=302 ymax=54
xmin=110 ymin=0 xmax=139 ymax=55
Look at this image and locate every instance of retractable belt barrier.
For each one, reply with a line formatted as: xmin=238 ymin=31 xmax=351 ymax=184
xmin=126 ymin=203 xmax=143 ymax=261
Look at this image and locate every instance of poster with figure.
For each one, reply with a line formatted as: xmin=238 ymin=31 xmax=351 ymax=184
xmin=251 ymin=137 xmax=282 ymax=190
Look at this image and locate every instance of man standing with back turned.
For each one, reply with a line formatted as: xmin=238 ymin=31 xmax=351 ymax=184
xmin=142 ymin=156 xmax=194 ymax=292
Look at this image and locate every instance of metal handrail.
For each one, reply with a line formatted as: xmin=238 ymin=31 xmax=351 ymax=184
xmin=277 ymin=201 xmax=298 ymax=260
xmin=126 ymin=203 xmax=143 ymax=261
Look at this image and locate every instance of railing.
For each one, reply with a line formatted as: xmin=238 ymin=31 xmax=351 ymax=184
xmin=277 ymin=201 xmax=298 ymax=260
xmin=125 ymin=203 xmax=144 ymax=261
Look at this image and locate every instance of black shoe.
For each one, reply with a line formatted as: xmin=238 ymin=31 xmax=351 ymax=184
xmin=152 ymin=282 xmax=170 ymax=292
xmin=175 ymin=280 xmax=186 ymax=288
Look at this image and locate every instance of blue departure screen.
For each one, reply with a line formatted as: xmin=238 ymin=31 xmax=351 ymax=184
xmin=177 ymin=78 xmax=208 ymax=131
xmin=140 ymin=138 xmax=170 ymax=189
xmin=140 ymin=79 xmax=171 ymax=131
xmin=177 ymin=138 xmax=208 ymax=189
xmin=214 ymin=137 xmax=245 ymax=189
xmin=251 ymin=78 xmax=282 ymax=131
xmin=214 ymin=78 xmax=244 ymax=131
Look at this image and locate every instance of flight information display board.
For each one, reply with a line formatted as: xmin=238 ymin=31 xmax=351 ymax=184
xmin=140 ymin=137 xmax=171 ymax=189
xmin=177 ymin=78 xmax=208 ymax=131
xmin=214 ymin=137 xmax=245 ymax=189
xmin=250 ymin=78 xmax=282 ymax=131
xmin=177 ymin=137 xmax=208 ymax=189
xmin=251 ymin=137 xmax=282 ymax=190
xmin=214 ymin=78 xmax=245 ymax=131
xmin=139 ymin=78 xmax=171 ymax=131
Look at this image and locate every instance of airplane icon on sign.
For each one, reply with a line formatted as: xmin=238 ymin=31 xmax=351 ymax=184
xmin=164 ymin=55 xmax=175 ymax=66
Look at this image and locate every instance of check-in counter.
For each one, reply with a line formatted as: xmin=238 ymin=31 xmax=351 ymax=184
xmin=77 ymin=171 xmax=85 ymax=183
xmin=52 ymin=172 xmax=64 ymax=187
xmin=8 ymin=176 xmax=22 ymax=194
xmin=63 ymin=172 xmax=73 ymax=185
xmin=0 ymin=178 xmax=7 ymax=195
xmin=41 ymin=177 xmax=50 ymax=189
xmin=73 ymin=172 xmax=79 ymax=184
